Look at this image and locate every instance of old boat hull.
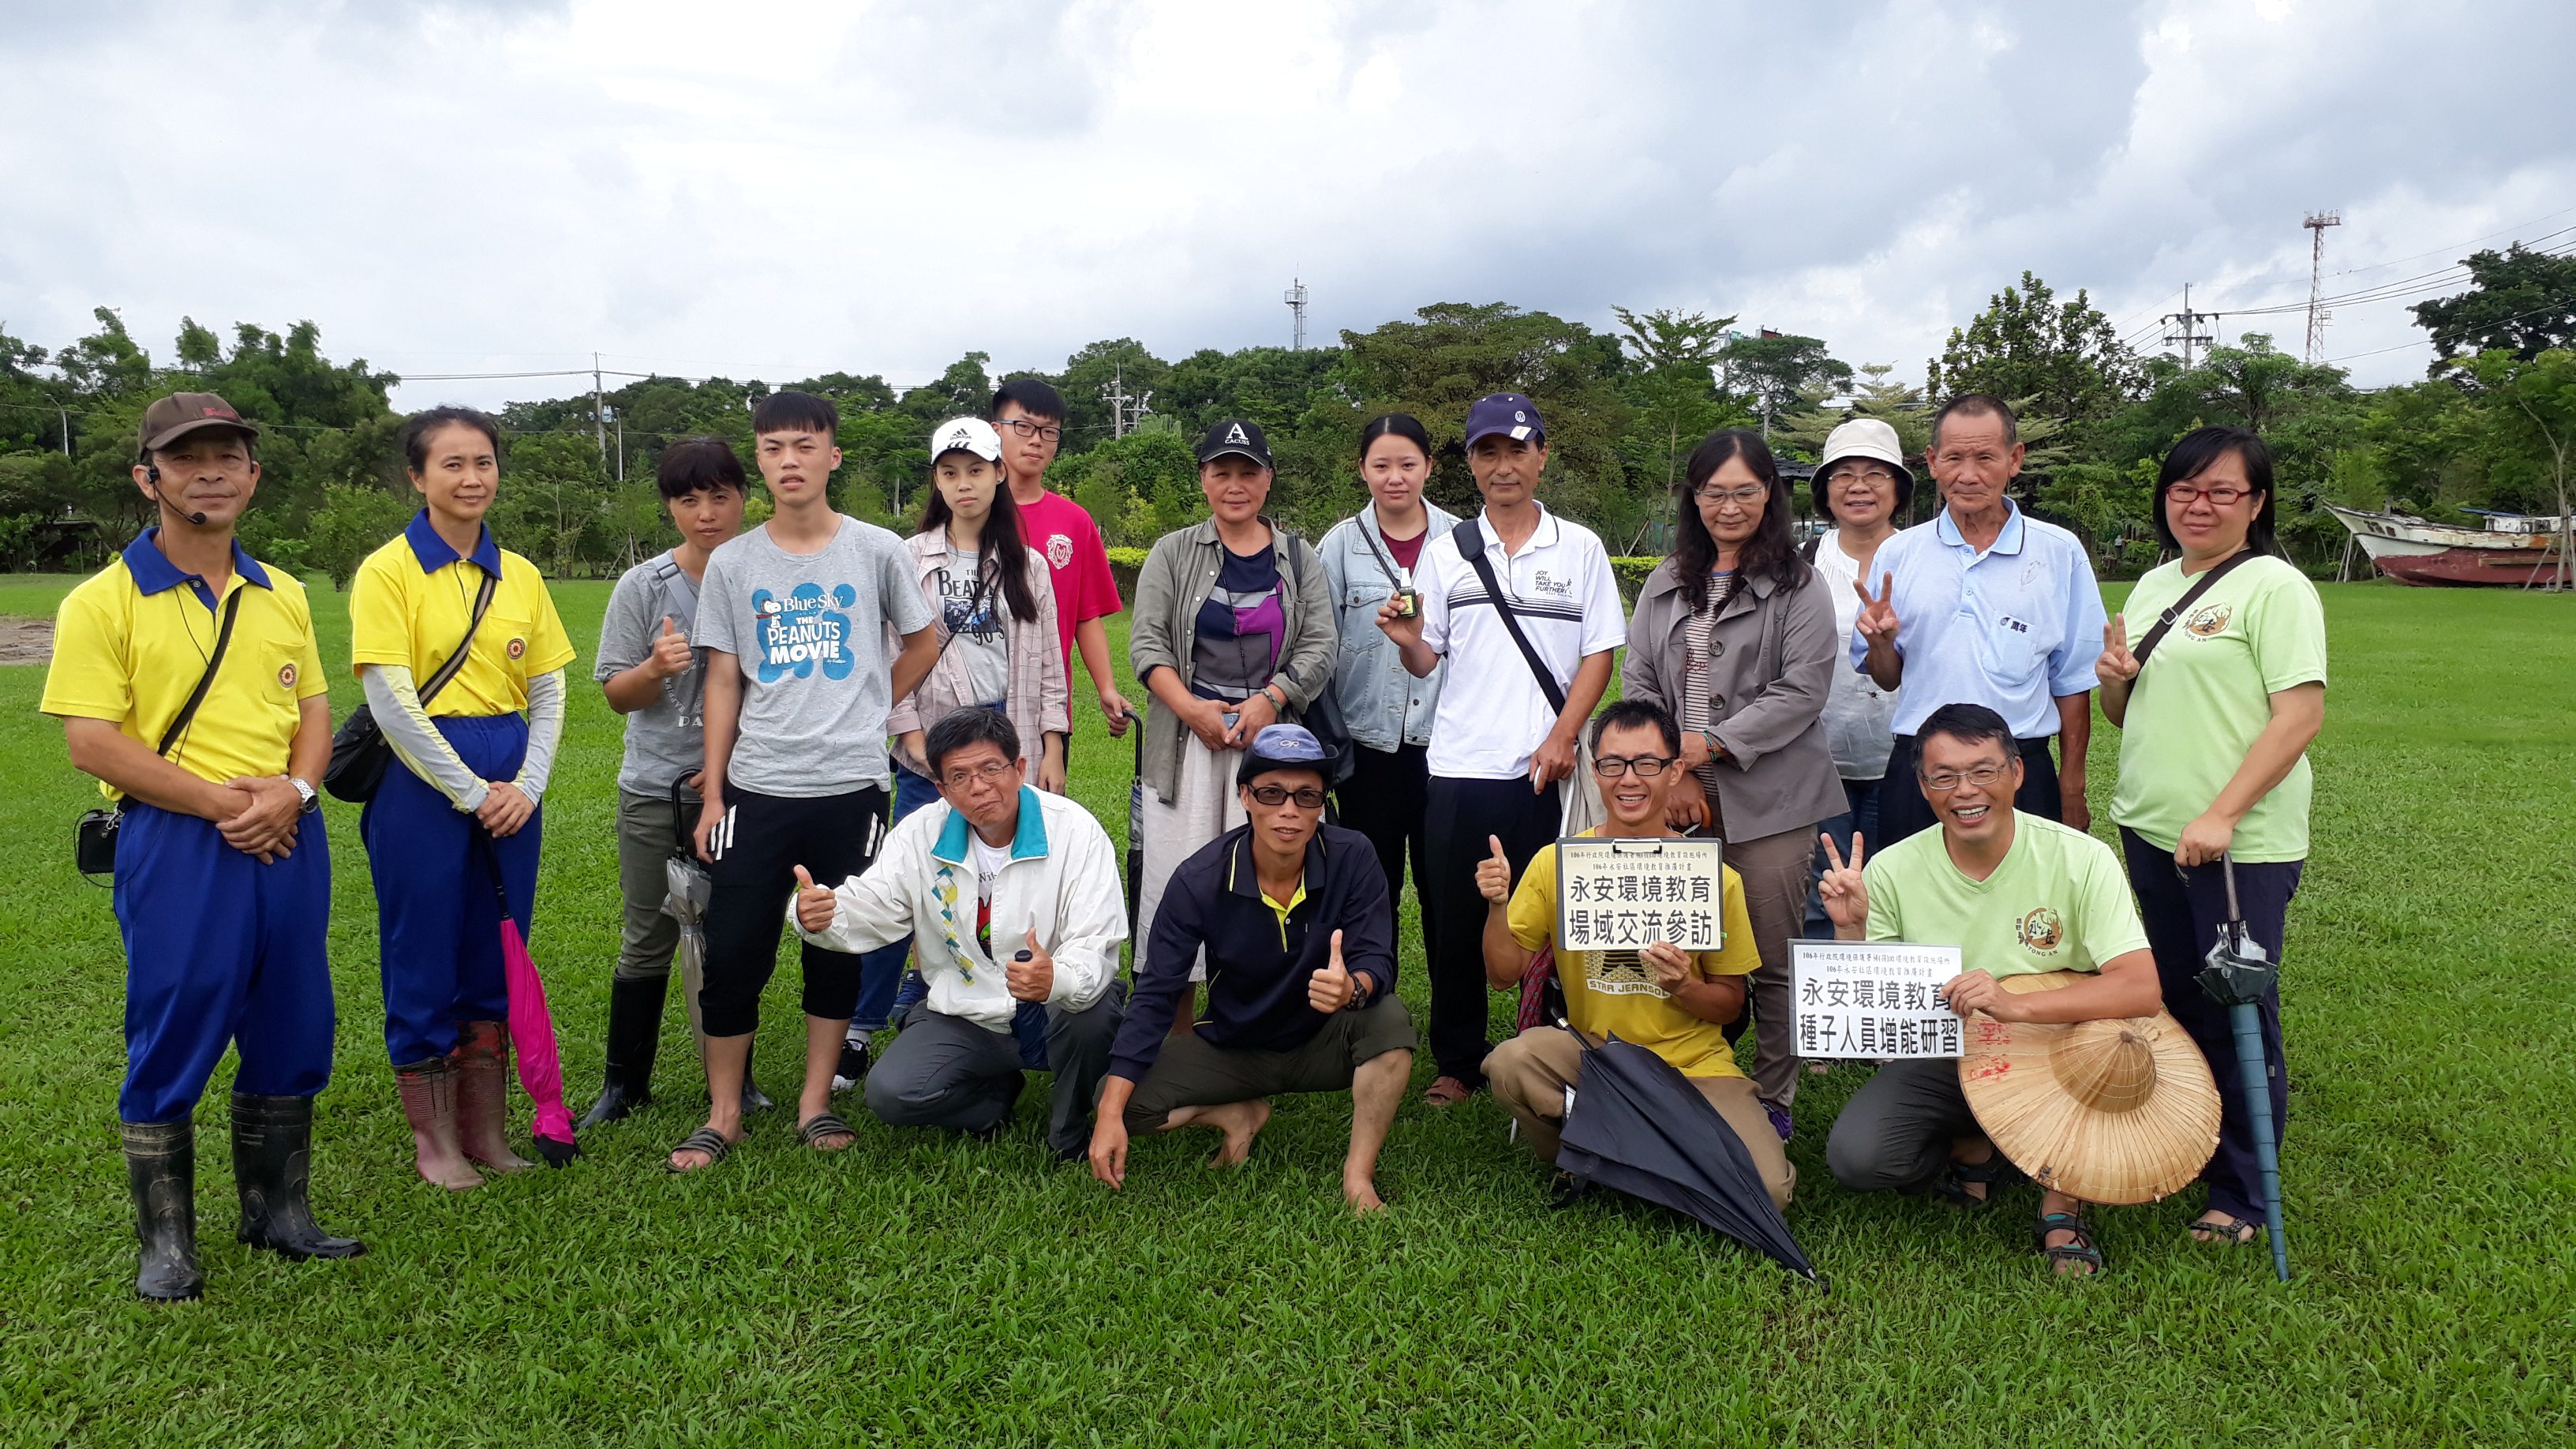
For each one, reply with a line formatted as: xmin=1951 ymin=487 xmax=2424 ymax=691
xmin=2327 ymin=506 xmax=2567 ymax=587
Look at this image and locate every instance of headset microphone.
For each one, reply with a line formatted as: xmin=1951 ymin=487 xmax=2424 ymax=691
xmin=142 ymin=462 xmax=208 ymax=526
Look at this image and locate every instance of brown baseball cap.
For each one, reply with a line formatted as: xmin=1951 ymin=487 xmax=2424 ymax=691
xmin=137 ymin=391 xmax=260 ymax=456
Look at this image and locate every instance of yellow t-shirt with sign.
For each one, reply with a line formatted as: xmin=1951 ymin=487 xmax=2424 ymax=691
xmin=1862 ymin=811 xmax=2149 ymax=978
xmin=41 ymin=534 xmax=330 ymax=801
xmin=1507 ymin=830 xmax=1762 ymax=1078
xmin=348 ymin=515 xmax=575 ymax=715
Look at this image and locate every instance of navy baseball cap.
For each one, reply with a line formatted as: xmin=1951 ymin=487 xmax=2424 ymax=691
xmin=1237 ymin=723 xmax=1330 ymax=786
xmin=1196 ymin=417 xmax=1273 ymax=469
xmin=1464 ymin=393 xmax=1544 ymax=447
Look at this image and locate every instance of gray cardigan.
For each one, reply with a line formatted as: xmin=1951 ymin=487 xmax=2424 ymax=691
xmin=1128 ymin=517 xmax=1338 ymax=802
xmin=1623 ymin=558 xmax=1848 ymax=844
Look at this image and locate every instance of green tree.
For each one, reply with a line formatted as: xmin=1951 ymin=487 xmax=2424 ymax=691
xmin=1612 ymin=308 xmax=1751 ymax=507
xmin=1716 ymin=331 xmax=1851 ymax=436
xmin=1929 ymin=271 xmax=2141 ymax=428
xmin=2412 ymin=242 xmax=2576 ymax=373
xmin=1776 ymin=362 xmax=1932 ymax=467
xmin=2468 ymin=347 xmax=2576 ymax=589
xmin=305 ymin=481 xmax=419 ymax=588
xmin=1056 ymin=339 xmax=1172 ymax=444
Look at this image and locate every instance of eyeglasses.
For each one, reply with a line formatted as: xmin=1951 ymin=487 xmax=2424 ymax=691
xmin=996 ymin=418 xmax=1064 ymax=444
xmin=1592 ymin=755 xmax=1676 ymax=779
xmin=1690 ymin=484 xmax=1767 ymax=506
xmin=1249 ymin=784 xmax=1327 ymax=809
xmin=1918 ymin=765 xmax=2009 ymax=792
xmin=941 ymin=760 xmax=1018 ymax=791
xmin=2165 ymin=483 xmax=2254 ymax=507
xmin=1825 ymin=466 xmax=1900 ymax=489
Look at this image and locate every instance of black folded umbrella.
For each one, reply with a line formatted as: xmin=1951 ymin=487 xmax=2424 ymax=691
xmin=1557 ymin=1034 xmax=1822 ymax=1286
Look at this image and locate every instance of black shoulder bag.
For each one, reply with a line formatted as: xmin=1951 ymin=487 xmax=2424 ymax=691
xmin=77 ymin=587 xmax=246 ymax=878
xmin=2129 ymin=550 xmax=2260 ymax=679
xmin=324 ymin=573 xmax=498 ymax=803
xmin=1452 ymin=518 xmax=1569 ymax=717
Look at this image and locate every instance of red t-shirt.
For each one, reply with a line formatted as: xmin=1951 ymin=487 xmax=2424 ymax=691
xmin=1013 ymin=489 xmax=1123 ymax=676
xmin=1383 ymin=527 xmax=1428 ymax=574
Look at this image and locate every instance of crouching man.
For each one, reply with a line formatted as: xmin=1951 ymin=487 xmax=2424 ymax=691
xmin=1088 ymin=724 xmax=1413 ymax=1213
xmin=1479 ymin=699 xmax=1795 ymax=1211
xmin=790 ymin=708 xmax=1126 ymax=1159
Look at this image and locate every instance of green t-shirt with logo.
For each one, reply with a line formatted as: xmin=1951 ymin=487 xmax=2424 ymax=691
xmin=2110 ymin=554 xmax=2328 ymax=862
xmin=1863 ymin=813 xmax=2149 ymax=978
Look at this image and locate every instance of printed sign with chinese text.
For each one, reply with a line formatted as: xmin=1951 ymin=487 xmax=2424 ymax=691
xmin=1791 ymin=941 xmax=1965 ymax=1059
xmin=1553 ymin=836 xmax=1725 ymax=953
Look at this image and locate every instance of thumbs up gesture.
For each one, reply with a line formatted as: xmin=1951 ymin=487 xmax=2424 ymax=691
xmin=648 ymin=615 xmax=694 ymax=678
xmin=1006 ymin=928 xmax=1055 ymax=1002
xmin=791 ymin=865 xmax=837 ymax=934
xmin=2096 ymin=614 xmax=2140 ymax=687
xmin=1474 ymin=834 xmax=1514 ymax=906
xmin=1308 ymin=929 xmax=1356 ymax=1013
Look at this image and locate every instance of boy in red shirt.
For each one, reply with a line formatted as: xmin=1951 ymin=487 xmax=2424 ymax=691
xmin=990 ymin=380 xmax=1131 ymax=742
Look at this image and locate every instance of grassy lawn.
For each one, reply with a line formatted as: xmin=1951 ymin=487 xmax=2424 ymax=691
xmin=1 ymin=570 xmax=2570 ymax=1445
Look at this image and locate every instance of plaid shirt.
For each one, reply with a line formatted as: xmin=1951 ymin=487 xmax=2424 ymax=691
xmin=886 ymin=530 xmax=1069 ymax=774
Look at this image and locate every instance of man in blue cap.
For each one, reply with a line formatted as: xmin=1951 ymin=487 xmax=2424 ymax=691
xmin=1378 ymin=393 xmax=1626 ymax=1106
xmin=1088 ymin=724 xmax=1414 ymax=1212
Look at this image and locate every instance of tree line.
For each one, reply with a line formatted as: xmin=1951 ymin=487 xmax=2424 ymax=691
xmin=5 ymin=241 xmax=2571 ymax=585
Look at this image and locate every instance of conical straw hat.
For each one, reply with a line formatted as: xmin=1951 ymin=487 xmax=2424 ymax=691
xmin=1956 ymin=971 xmax=2221 ymax=1206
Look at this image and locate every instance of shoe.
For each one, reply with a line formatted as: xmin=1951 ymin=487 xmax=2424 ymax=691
xmin=1767 ymin=1106 xmax=1794 ymax=1142
xmin=395 ymin=1058 xmax=482 ymax=1191
xmin=831 ymin=1037 xmax=871 ymax=1094
xmin=968 ymin=1071 xmax=1028 ymax=1142
xmin=230 ymin=1094 xmax=364 ymax=1261
xmin=122 ymin=1118 xmax=203 ymax=1301
xmin=578 ymin=975 xmax=668 ymax=1132
xmin=451 ymin=1020 xmax=533 ymax=1172
xmin=1546 ymin=1170 xmax=1593 ymax=1211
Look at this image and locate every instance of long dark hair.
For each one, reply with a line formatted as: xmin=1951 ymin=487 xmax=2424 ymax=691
xmin=919 ymin=469 xmax=1042 ymax=623
xmin=1673 ymin=429 xmax=1806 ymax=608
xmin=2153 ymin=426 xmax=2281 ymax=559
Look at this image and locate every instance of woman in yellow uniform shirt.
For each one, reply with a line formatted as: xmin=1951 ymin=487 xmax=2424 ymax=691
xmin=348 ymin=406 xmax=576 ymax=1190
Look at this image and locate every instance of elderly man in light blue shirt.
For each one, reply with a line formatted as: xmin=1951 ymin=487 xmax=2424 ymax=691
xmin=1849 ymin=393 xmax=2107 ymax=848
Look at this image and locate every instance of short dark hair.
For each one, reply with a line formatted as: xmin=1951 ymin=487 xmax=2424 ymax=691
xmin=2153 ymin=425 xmax=2281 ymax=558
xmin=923 ymin=706 xmax=1021 ymax=779
xmin=656 ymin=437 xmax=747 ymax=501
xmin=1930 ymin=393 xmax=2018 ymax=450
xmin=1357 ymin=412 xmax=1432 ymax=462
xmin=753 ymin=390 xmax=837 ymax=437
xmin=990 ymin=377 xmax=1066 ymax=425
xmin=1589 ymin=698 xmax=1682 ymax=757
xmin=402 ymin=406 xmax=502 ymax=473
xmin=1915 ymin=702 xmax=2016 ymax=762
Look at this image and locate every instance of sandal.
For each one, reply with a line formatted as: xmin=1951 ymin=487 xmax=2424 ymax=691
xmin=665 ymin=1127 xmax=735 ymax=1174
xmin=2188 ymin=1213 xmax=2260 ymax=1245
xmin=1423 ymin=1076 xmax=1474 ymax=1108
xmin=798 ymin=1112 xmax=858 ymax=1151
xmin=2035 ymin=1210 xmax=2106 ymax=1277
xmin=1926 ymin=1151 xmax=2018 ymax=1210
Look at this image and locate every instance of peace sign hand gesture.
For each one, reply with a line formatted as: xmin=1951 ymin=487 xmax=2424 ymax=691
xmin=1816 ymin=831 xmax=1870 ymax=934
xmin=2096 ymin=614 xmax=2140 ymax=687
xmin=1853 ymin=572 xmax=1899 ymax=647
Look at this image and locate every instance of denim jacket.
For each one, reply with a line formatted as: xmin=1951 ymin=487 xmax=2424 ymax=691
xmin=1316 ymin=502 xmax=1460 ymax=751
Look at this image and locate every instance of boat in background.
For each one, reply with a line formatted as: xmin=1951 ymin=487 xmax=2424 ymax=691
xmin=2326 ymin=505 xmax=2570 ymax=587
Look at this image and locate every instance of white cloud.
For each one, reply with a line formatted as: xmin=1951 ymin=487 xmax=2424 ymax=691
xmin=2 ymin=0 xmax=2568 ymax=411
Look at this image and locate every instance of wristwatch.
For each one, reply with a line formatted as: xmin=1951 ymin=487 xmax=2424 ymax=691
xmin=288 ymin=776 xmax=319 ymax=813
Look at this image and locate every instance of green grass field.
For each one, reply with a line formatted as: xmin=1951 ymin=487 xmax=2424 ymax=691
xmin=2 ymin=571 xmax=2570 ymax=1446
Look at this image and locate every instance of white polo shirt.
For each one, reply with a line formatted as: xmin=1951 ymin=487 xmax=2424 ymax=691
xmin=1418 ymin=504 xmax=1627 ymax=780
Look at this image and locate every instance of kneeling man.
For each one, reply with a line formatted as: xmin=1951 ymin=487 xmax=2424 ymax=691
xmin=1818 ymin=702 xmax=2160 ymax=1276
xmin=792 ymin=708 xmax=1125 ymax=1159
xmin=1481 ymin=699 xmax=1795 ymax=1210
xmin=1089 ymin=724 xmax=1413 ymax=1212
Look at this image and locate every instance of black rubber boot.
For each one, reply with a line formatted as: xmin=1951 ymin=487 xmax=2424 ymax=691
xmin=231 ymin=1094 xmax=365 ymax=1261
xmin=121 ymin=1118 xmax=202 ymax=1301
xmin=578 ymin=974 xmax=668 ymax=1131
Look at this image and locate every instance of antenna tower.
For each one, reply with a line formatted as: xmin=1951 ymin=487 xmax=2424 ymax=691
xmin=1283 ymin=277 xmax=1309 ymax=351
xmin=2303 ymin=212 xmax=2342 ymax=362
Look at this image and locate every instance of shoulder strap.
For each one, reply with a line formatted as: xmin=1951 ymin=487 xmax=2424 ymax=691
xmin=155 ymin=586 xmax=246 ymax=757
xmin=2131 ymin=550 xmax=2260 ymax=676
xmin=1454 ymin=518 xmax=1569 ymax=717
xmin=418 ymin=572 xmax=500 ymax=709
xmin=1354 ymin=511 xmax=1406 ymax=589
xmin=1800 ymin=536 xmax=1820 ymax=564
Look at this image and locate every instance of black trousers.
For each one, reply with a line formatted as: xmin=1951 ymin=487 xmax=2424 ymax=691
xmin=1338 ymin=742 xmax=1434 ymax=970
xmin=2121 ymin=828 xmax=2300 ymax=1223
xmin=1874 ymin=732 xmax=2062 ymax=849
xmin=1422 ymin=773 xmax=1561 ymax=1085
xmin=700 ymin=784 xmax=886 ymax=1038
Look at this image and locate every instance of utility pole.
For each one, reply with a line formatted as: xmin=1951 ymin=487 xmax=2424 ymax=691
xmin=1283 ymin=278 xmax=1309 ymax=350
xmin=59 ymin=405 xmax=70 ymax=456
xmin=2303 ymin=211 xmax=2342 ymax=363
xmin=2162 ymin=283 xmax=2218 ymax=371
xmin=592 ymin=350 xmax=608 ymax=459
xmin=1100 ymin=362 xmax=1153 ymax=438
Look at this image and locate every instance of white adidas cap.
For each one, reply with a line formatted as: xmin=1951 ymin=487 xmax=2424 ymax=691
xmin=930 ymin=416 xmax=1003 ymax=464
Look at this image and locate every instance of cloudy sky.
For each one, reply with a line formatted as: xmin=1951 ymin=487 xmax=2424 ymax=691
xmin=6 ymin=0 xmax=2570 ymax=412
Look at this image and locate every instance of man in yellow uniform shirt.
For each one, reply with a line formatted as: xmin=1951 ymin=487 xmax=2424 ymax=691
xmin=41 ymin=392 xmax=361 ymax=1301
xmin=1477 ymin=699 xmax=1794 ymax=1211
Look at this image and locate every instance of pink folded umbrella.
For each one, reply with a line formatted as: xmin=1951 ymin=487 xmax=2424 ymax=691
xmin=483 ymin=833 xmax=581 ymax=1166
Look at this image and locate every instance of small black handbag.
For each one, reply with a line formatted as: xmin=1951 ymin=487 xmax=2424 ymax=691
xmin=324 ymin=574 xmax=496 ymax=803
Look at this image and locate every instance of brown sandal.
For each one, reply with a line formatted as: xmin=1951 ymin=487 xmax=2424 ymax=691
xmin=1422 ymin=1076 xmax=1473 ymax=1107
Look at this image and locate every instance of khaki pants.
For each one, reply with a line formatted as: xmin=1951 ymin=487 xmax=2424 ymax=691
xmin=1720 ymin=820 xmax=1816 ymax=1115
xmin=1486 ymin=1026 xmax=1795 ymax=1211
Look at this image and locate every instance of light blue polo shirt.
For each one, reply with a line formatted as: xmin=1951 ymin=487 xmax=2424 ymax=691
xmin=1851 ymin=500 xmax=2106 ymax=738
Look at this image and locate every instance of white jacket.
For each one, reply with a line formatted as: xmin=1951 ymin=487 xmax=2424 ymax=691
xmin=796 ymin=785 xmax=1126 ymax=1034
